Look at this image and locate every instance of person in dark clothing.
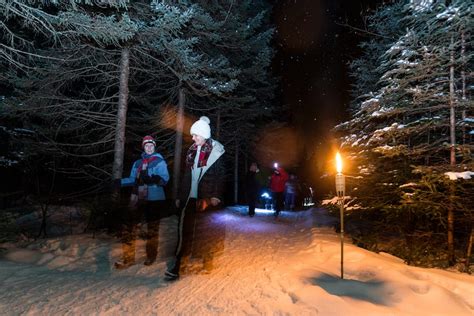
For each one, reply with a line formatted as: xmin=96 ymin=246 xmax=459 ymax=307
xmin=245 ymin=162 xmax=260 ymax=217
xmin=269 ymin=164 xmax=288 ymax=217
xmin=284 ymin=174 xmax=298 ymax=211
xmin=113 ymin=135 xmax=170 ymax=269
xmin=164 ymin=116 xmax=225 ymax=281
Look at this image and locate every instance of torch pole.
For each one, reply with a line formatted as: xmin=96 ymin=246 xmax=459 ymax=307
xmin=335 ymin=171 xmax=345 ymax=279
xmin=339 ymin=195 xmax=344 ymax=279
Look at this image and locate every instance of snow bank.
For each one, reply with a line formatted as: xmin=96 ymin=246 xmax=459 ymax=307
xmin=0 ymin=207 xmax=473 ymax=315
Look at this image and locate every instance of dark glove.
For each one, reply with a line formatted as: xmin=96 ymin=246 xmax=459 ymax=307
xmin=137 ymin=170 xmax=148 ymax=185
xmin=143 ymin=174 xmax=165 ymax=185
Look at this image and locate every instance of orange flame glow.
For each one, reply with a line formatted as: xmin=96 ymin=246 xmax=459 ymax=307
xmin=336 ymin=152 xmax=343 ymax=173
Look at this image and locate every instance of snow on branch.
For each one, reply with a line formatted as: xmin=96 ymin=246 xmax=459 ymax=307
xmin=444 ymin=171 xmax=474 ymax=181
xmin=322 ymin=196 xmax=363 ymax=211
xmin=410 ymin=0 xmax=433 ymax=12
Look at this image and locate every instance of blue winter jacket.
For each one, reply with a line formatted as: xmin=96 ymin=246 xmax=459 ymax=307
xmin=120 ymin=152 xmax=169 ymax=201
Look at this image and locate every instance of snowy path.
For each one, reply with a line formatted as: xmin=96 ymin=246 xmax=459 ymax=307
xmin=0 ymin=207 xmax=473 ymax=315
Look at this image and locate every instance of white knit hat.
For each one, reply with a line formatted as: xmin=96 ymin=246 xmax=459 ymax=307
xmin=190 ymin=116 xmax=211 ymax=139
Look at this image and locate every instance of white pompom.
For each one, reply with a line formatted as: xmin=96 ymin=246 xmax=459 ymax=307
xmin=200 ymin=116 xmax=210 ymax=124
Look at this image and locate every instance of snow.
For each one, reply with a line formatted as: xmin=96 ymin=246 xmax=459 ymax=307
xmin=444 ymin=171 xmax=474 ymax=181
xmin=410 ymin=0 xmax=433 ymax=12
xmin=401 ymin=49 xmax=415 ymax=58
xmin=436 ymin=6 xmax=460 ymax=21
xmin=370 ymin=107 xmax=393 ymax=117
xmin=1 ymin=207 xmax=473 ymax=315
xmin=373 ymin=145 xmax=400 ymax=156
xmin=405 ymin=116 xmax=442 ymax=126
xmin=12 ymin=128 xmax=35 ymax=135
xmin=396 ymin=60 xmax=418 ymax=67
xmin=0 ymin=156 xmax=19 ymax=166
xmin=322 ymin=197 xmax=363 ymax=211
xmin=399 ymin=182 xmax=418 ymax=188
xmin=360 ymin=98 xmax=379 ymax=110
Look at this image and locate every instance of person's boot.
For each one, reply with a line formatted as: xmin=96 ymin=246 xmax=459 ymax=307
xmin=144 ymin=257 xmax=155 ymax=266
xmin=164 ymin=263 xmax=180 ymax=281
xmin=164 ymin=270 xmax=179 ymax=281
xmin=114 ymin=259 xmax=135 ymax=270
xmin=164 ymin=256 xmax=183 ymax=281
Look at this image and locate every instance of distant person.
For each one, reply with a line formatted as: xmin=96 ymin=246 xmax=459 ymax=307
xmin=269 ymin=164 xmax=288 ymax=217
xmin=284 ymin=174 xmax=298 ymax=211
xmin=113 ymin=135 xmax=170 ymax=269
xmin=245 ymin=162 xmax=260 ymax=217
xmin=164 ymin=116 xmax=225 ymax=281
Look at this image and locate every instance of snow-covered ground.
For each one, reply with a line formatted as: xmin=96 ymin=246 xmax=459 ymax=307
xmin=0 ymin=207 xmax=473 ymax=315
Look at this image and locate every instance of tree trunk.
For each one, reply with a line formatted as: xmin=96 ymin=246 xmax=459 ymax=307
xmin=216 ymin=110 xmax=221 ymax=139
xmin=449 ymin=36 xmax=456 ymax=166
xmin=37 ymin=204 xmax=49 ymax=239
xmin=234 ymin=141 xmax=239 ymax=204
xmin=36 ymin=164 xmax=56 ymax=239
xmin=460 ymin=30 xmax=470 ymax=272
xmin=448 ymin=36 xmax=456 ymax=265
xmin=112 ymin=48 xmax=130 ymax=188
xmin=172 ymin=88 xmax=185 ymax=199
xmin=465 ymin=227 xmax=473 ymax=272
xmin=461 ymin=30 xmax=466 ymax=145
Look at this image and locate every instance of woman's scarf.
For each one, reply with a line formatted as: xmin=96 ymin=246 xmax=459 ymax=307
xmin=136 ymin=153 xmax=157 ymax=180
xmin=186 ymin=138 xmax=213 ymax=168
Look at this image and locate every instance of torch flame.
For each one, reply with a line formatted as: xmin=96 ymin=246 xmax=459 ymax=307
xmin=336 ymin=152 xmax=343 ymax=173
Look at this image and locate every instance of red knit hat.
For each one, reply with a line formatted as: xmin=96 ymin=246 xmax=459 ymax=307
xmin=142 ymin=135 xmax=156 ymax=148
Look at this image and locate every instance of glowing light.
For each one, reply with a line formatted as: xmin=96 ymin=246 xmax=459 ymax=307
xmin=336 ymin=152 xmax=343 ymax=173
xmin=255 ymin=208 xmax=277 ymax=215
xmin=261 ymin=192 xmax=271 ymax=199
xmin=274 ymin=162 xmax=278 ymax=168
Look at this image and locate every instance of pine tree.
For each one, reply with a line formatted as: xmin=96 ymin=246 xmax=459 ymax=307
xmin=337 ymin=0 xmax=473 ymax=267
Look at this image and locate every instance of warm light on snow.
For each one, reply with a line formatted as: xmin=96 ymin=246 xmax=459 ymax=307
xmin=445 ymin=171 xmax=474 ymax=181
xmin=1 ymin=207 xmax=473 ymax=315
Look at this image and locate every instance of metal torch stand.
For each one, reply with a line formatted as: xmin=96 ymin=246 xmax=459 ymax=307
xmin=336 ymin=173 xmax=345 ymax=279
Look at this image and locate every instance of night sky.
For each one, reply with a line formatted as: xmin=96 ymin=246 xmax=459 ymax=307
xmin=269 ymin=0 xmax=384 ymax=178
xmin=273 ymin=0 xmax=383 ymax=125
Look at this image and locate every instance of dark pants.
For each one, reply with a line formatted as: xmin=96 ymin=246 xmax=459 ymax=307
xmin=168 ymin=198 xmax=197 ymax=275
xmin=120 ymin=200 xmax=167 ymax=263
xmin=285 ymin=192 xmax=296 ymax=210
xmin=247 ymin=191 xmax=257 ymax=216
xmin=272 ymin=191 xmax=284 ymax=213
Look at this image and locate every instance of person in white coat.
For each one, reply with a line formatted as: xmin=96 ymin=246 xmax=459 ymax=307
xmin=164 ymin=116 xmax=225 ymax=281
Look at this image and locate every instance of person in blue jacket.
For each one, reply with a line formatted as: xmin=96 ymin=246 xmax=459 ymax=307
xmin=114 ymin=135 xmax=170 ymax=269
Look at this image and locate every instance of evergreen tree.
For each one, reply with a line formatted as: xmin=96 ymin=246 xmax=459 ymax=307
xmin=0 ymin=0 xmax=278 ymax=203
xmin=1 ymin=0 xmax=138 ymax=197
xmin=337 ymin=0 xmax=473 ymax=267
